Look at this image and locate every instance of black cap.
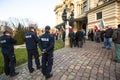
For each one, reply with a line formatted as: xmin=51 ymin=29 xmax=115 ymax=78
xmin=45 ymin=25 xmax=50 ymax=30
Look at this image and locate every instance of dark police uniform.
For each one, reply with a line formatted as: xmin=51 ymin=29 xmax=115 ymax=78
xmin=0 ymin=31 xmax=18 ymax=76
xmin=39 ymin=26 xmax=54 ymax=79
xmin=25 ymin=30 xmax=40 ymax=73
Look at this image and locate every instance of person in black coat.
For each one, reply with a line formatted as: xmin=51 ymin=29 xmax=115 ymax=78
xmin=0 ymin=30 xmax=19 ymax=77
xmin=25 ymin=25 xmax=41 ymax=73
xmin=76 ymin=29 xmax=83 ymax=48
xmin=39 ymin=25 xmax=55 ymax=79
xmin=68 ymin=28 xmax=75 ymax=48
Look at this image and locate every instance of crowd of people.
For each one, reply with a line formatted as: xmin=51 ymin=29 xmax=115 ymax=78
xmin=0 ymin=25 xmax=54 ymax=80
xmin=67 ymin=27 xmax=86 ymax=48
xmin=65 ymin=24 xmax=120 ymax=63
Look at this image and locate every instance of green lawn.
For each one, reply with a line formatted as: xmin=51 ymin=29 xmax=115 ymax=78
xmin=0 ymin=40 xmax=64 ymax=75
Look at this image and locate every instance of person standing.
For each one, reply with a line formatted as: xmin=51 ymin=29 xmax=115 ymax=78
xmin=0 ymin=30 xmax=19 ymax=77
xmin=102 ymin=26 xmax=113 ymax=49
xmin=82 ymin=29 xmax=86 ymax=43
xmin=76 ymin=29 xmax=83 ymax=48
xmin=24 ymin=25 xmax=41 ymax=73
xmin=90 ymin=29 xmax=94 ymax=41
xmin=68 ymin=27 xmax=75 ymax=48
xmin=112 ymin=24 xmax=120 ymax=62
xmin=62 ymin=26 xmax=66 ymax=46
xmin=96 ymin=30 xmax=101 ymax=43
xmin=39 ymin=25 xmax=55 ymax=79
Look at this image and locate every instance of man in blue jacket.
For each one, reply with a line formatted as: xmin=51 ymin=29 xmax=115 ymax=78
xmin=39 ymin=25 xmax=54 ymax=79
xmin=0 ymin=30 xmax=19 ymax=77
xmin=25 ymin=25 xmax=40 ymax=73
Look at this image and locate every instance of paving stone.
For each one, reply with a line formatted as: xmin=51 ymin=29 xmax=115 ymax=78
xmin=67 ymin=75 xmax=75 ymax=80
xmin=75 ymin=66 xmax=80 ymax=70
xmin=60 ymin=75 xmax=67 ymax=80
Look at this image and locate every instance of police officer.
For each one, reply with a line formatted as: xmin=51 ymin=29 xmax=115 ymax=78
xmin=24 ymin=25 xmax=41 ymax=73
xmin=39 ymin=25 xmax=54 ymax=79
xmin=0 ymin=30 xmax=19 ymax=77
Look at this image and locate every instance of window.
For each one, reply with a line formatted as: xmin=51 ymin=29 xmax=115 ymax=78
xmin=98 ymin=0 xmax=102 ymax=2
xmin=96 ymin=12 xmax=102 ymax=20
xmin=83 ymin=0 xmax=88 ymax=12
xmin=105 ymin=0 xmax=110 ymax=2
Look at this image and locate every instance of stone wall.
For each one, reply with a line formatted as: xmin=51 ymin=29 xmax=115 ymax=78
xmin=87 ymin=2 xmax=118 ymax=30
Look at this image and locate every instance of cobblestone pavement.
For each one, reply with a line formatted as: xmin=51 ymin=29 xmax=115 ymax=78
xmin=0 ymin=41 xmax=120 ymax=80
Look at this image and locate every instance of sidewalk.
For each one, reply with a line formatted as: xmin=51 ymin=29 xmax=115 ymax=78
xmin=14 ymin=44 xmax=26 ymax=49
xmin=0 ymin=41 xmax=120 ymax=80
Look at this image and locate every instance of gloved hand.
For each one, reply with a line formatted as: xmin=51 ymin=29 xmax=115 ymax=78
xmin=41 ymin=49 xmax=47 ymax=54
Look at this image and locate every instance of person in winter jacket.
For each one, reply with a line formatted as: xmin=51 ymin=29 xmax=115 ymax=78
xmin=112 ymin=24 xmax=120 ymax=62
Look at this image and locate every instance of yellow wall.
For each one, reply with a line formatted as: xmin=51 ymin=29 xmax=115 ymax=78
xmin=87 ymin=2 xmax=119 ymax=30
xmin=117 ymin=1 xmax=120 ymax=24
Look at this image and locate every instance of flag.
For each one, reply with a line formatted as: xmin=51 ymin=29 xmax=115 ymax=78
xmin=62 ymin=26 xmax=65 ymax=31
xmin=99 ymin=19 xmax=105 ymax=29
xmin=69 ymin=26 xmax=73 ymax=31
xmin=94 ymin=24 xmax=99 ymax=30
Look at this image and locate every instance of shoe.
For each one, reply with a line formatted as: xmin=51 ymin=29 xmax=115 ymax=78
xmin=5 ymin=74 xmax=9 ymax=76
xmin=102 ymin=47 xmax=106 ymax=48
xmin=112 ymin=59 xmax=120 ymax=63
xmin=45 ymin=73 xmax=53 ymax=79
xmin=29 ymin=68 xmax=35 ymax=73
xmin=114 ymin=60 xmax=120 ymax=63
xmin=10 ymin=72 xmax=19 ymax=77
xmin=37 ymin=66 xmax=41 ymax=69
xmin=107 ymin=48 xmax=111 ymax=50
xmin=113 ymin=59 xmax=117 ymax=62
xmin=116 ymin=61 xmax=120 ymax=63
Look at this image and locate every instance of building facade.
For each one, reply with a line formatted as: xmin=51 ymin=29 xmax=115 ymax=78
xmin=54 ymin=0 xmax=120 ymax=33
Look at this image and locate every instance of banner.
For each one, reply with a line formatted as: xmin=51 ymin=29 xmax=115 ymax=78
xmin=99 ymin=19 xmax=105 ymax=29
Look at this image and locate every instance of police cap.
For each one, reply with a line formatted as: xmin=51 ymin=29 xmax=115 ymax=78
xmin=45 ymin=25 xmax=50 ymax=30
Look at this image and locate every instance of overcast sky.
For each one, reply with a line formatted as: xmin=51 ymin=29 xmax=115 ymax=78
xmin=0 ymin=0 xmax=57 ymax=28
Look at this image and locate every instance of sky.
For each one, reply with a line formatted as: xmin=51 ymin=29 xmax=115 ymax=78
xmin=0 ymin=0 xmax=57 ymax=28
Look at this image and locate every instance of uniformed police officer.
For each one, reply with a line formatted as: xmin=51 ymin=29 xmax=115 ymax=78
xmin=39 ymin=25 xmax=54 ymax=79
xmin=24 ymin=25 xmax=41 ymax=73
xmin=0 ymin=30 xmax=19 ymax=77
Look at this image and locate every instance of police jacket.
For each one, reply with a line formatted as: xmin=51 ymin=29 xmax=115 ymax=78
xmin=25 ymin=31 xmax=38 ymax=50
xmin=0 ymin=35 xmax=16 ymax=53
xmin=39 ymin=32 xmax=54 ymax=53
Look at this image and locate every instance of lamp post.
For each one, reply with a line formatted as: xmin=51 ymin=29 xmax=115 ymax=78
xmin=62 ymin=5 xmax=74 ymax=46
xmin=69 ymin=10 xmax=74 ymax=27
xmin=61 ymin=5 xmax=68 ymax=46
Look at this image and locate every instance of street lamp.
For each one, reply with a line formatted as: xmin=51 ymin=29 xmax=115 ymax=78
xmin=61 ymin=5 xmax=74 ymax=46
xmin=69 ymin=10 xmax=74 ymax=27
xmin=62 ymin=6 xmax=67 ymax=26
